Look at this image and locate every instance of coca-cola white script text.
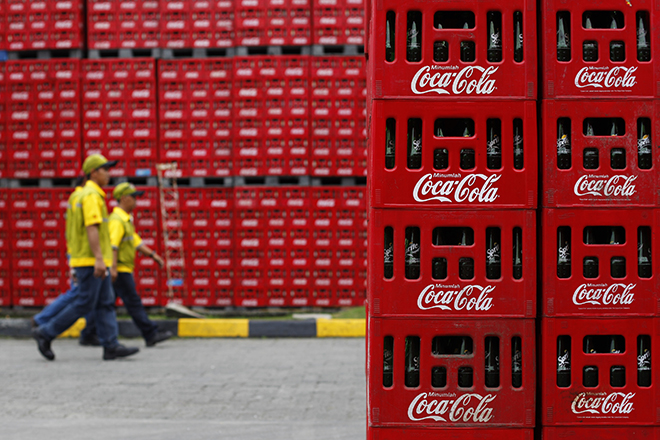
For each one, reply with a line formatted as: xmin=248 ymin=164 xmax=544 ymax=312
xmin=418 ymin=284 xmax=494 ymax=311
xmin=408 ymin=392 xmax=496 ymax=423
xmin=411 ymin=66 xmax=498 ymax=96
xmin=573 ymin=283 xmax=635 ymax=307
xmin=574 ymin=66 xmax=637 ymax=90
xmin=573 ymin=175 xmax=637 ymax=198
xmin=571 ymin=392 xmax=635 ymax=416
xmin=413 ymin=173 xmax=500 ymax=203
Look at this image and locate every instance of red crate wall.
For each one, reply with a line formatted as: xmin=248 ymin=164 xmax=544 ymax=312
xmin=369 ymin=209 xmax=536 ymax=318
xmin=368 ymin=317 xmax=536 ymax=428
xmin=8 ymin=188 xmax=71 ymax=307
xmin=88 ymin=0 xmax=161 ymax=50
xmin=311 ymin=56 xmax=367 ymax=177
xmin=157 ymin=58 xmax=233 ymax=178
xmin=0 ymin=189 xmax=10 ymax=307
xmin=7 ymin=0 xmax=84 ymax=51
xmin=235 ymin=0 xmax=310 ymax=47
xmin=178 ymin=187 xmax=234 ymax=306
xmin=6 ymin=60 xmax=82 ymax=179
xmin=368 ymin=428 xmax=534 ymax=440
xmin=541 ymin=0 xmax=660 ymax=99
xmin=369 ymin=100 xmax=538 ymax=209
xmin=542 ymin=99 xmax=660 ymax=208
xmin=0 ymin=63 xmax=6 ymax=179
xmin=312 ymin=0 xmax=364 ymax=45
xmin=82 ymin=58 xmax=157 ymax=177
xmin=107 ymin=186 xmax=162 ymax=306
xmin=367 ymin=0 xmax=536 ymax=101
xmin=541 ymin=317 xmax=660 ymax=426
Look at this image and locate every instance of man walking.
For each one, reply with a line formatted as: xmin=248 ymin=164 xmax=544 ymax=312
xmin=32 ymin=154 xmax=139 ymax=361
xmin=80 ymin=182 xmax=172 ymax=347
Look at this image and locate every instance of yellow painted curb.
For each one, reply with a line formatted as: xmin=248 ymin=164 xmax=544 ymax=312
xmin=57 ymin=318 xmax=87 ymax=338
xmin=316 ymin=319 xmax=366 ymax=337
xmin=178 ymin=319 xmax=249 ymax=338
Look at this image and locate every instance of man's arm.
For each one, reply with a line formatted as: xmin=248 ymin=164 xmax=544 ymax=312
xmin=137 ymin=244 xmax=164 ymax=268
xmin=86 ymin=224 xmax=106 ymax=278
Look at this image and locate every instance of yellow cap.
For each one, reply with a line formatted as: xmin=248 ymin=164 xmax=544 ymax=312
xmin=113 ymin=182 xmax=145 ymax=200
xmin=82 ymin=154 xmax=118 ymax=175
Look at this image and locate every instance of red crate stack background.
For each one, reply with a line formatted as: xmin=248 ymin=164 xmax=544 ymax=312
xmin=235 ymin=0 xmax=311 ymax=47
xmin=9 ymin=188 xmax=70 ymax=307
xmin=312 ymin=0 xmax=364 ymax=46
xmin=539 ymin=1 xmax=660 ymax=438
xmin=87 ymin=0 xmax=161 ymax=50
xmin=7 ymin=59 xmax=81 ymax=179
xmin=157 ymin=58 xmax=233 ymax=177
xmin=310 ymin=56 xmax=367 ymax=177
xmin=0 ymin=62 xmax=6 ymax=178
xmin=6 ymin=0 xmax=84 ymax=51
xmin=82 ymin=58 xmax=157 ymax=177
xmin=0 ymin=189 xmax=10 ymax=306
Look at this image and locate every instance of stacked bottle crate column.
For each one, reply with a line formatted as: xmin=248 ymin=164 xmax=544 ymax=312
xmin=310 ymin=56 xmax=367 ymax=177
xmin=367 ymin=0 xmax=537 ymax=437
xmin=82 ymin=58 xmax=157 ymax=177
xmin=0 ymin=189 xmax=10 ymax=307
xmin=540 ymin=2 xmax=660 ymax=438
xmin=7 ymin=60 xmax=81 ymax=179
xmin=311 ymin=185 xmax=366 ymax=307
xmin=235 ymin=0 xmax=310 ymax=47
xmin=87 ymin=0 xmax=161 ymax=50
xmin=0 ymin=62 xmax=6 ymax=178
xmin=9 ymin=189 xmax=70 ymax=307
xmin=157 ymin=58 xmax=233 ymax=178
xmin=178 ymin=187 xmax=233 ymax=307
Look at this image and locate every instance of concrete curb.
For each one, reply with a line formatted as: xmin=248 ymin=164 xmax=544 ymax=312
xmin=0 ymin=318 xmax=366 ymax=339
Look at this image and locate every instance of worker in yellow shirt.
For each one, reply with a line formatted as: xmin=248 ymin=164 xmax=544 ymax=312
xmin=82 ymin=182 xmax=172 ymax=347
xmin=32 ymin=154 xmax=140 ymax=361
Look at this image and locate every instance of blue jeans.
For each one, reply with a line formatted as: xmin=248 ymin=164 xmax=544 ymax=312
xmin=113 ymin=272 xmax=158 ymax=341
xmin=39 ymin=267 xmax=119 ymax=348
xmin=34 ymin=283 xmax=96 ymax=331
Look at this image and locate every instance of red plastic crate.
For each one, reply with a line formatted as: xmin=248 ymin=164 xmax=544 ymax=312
xmin=541 ymin=317 xmax=660 ymax=426
xmin=542 ymin=99 xmax=660 ymax=208
xmin=368 ymin=428 xmax=533 ymax=440
xmin=369 ymin=208 xmax=536 ymax=318
xmin=369 ymin=99 xmax=537 ymax=209
xmin=542 ymin=0 xmax=660 ymax=99
xmin=368 ymin=317 xmax=535 ymax=428
xmin=542 ymin=208 xmax=660 ymax=317
xmin=368 ymin=0 xmax=536 ymax=100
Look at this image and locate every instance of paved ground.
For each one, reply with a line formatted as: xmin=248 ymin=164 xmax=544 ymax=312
xmin=0 ymin=338 xmax=366 ymax=440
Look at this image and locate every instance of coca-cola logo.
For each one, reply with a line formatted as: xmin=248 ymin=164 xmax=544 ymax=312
xmin=411 ymin=66 xmax=498 ymax=96
xmin=418 ymin=284 xmax=494 ymax=311
xmin=413 ymin=173 xmax=500 ymax=203
xmin=571 ymin=392 xmax=635 ymax=416
xmin=408 ymin=392 xmax=496 ymax=423
xmin=574 ymin=66 xmax=637 ymax=90
xmin=574 ymin=175 xmax=637 ymax=198
xmin=573 ymin=283 xmax=635 ymax=307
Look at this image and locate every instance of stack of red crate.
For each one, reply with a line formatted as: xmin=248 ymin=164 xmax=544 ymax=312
xmin=310 ymin=185 xmax=366 ymax=307
xmin=310 ymin=56 xmax=367 ymax=177
xmin=7 ymin=60 xmax=81 ymax=179
xmin=6 ymin=0 xmax=83 ymax=51
xmin=0 ymin=0 xmax=6 ymax=51
xmin=0 ymin=189 xmax=10 ymax=307
xmin=312 ymin=0 xmax=364 ymax=46
xmin=107 ymin=186 xmax=162 ymax=306
xmin=157 ymin=58 xmax=233 ymax=177
xmin=0 ymin=62 xmax=6 ymax=179
xmin=82 ymin=58 xmax=157 ymax=177
xmin=9 ymin=188 xmax=70 ymax=307
xmin=235 ymin=0 xmax=310 ymax=47
xmin=539 ymin=2 xmax=660 ymax=438
xmin=366 ymin=1 xmax=537 ymax=438
xmin=161 ymin=0 xmax=191 ymax=49
xmin=178 ymin=187 xmax=234 ymax=307
xmin=87 ymin=0 xmax=161 ymax=50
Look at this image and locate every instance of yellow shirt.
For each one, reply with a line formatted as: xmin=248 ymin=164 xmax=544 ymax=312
xmin=64 ymin=186 xmax=84 ymax=256
xmin=69 ymin=180 xmax=113 ymax=268
xmin=109 ymin=206 xmax=143 ymax=273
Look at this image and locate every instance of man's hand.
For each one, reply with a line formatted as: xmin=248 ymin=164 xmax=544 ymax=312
xmin=153 ymin=254 xmax=165 ymax=268
xmin=110 ymin=266 xmax=118 ymax=283
xmin=94 ymin=258 xmax=107 ymax=278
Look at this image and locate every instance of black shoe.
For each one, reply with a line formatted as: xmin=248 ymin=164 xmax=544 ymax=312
xmin=103 ymin=344 xmax=140 ymax=361
xmin=79 ymin=334 xmax=102 ymax=347
xmin=32 ymin=328 xmax=55 ymax=361
xmin=146 ymin=330 xmax=173 ymax=347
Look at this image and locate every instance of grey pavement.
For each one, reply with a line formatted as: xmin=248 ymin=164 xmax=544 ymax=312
xmin=0 ymin=338 xmax=366 ymax=440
